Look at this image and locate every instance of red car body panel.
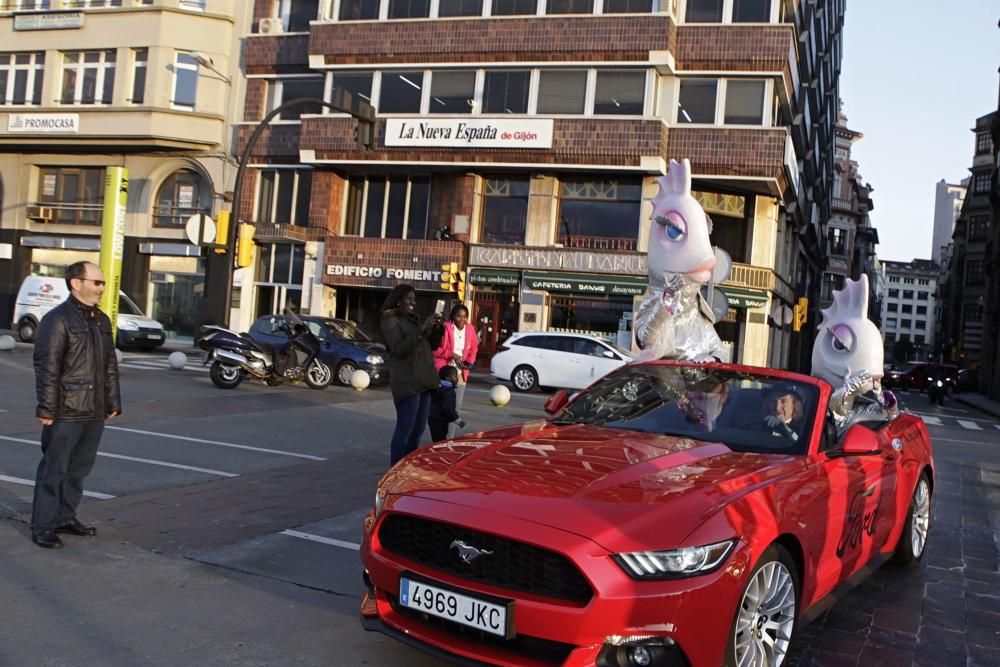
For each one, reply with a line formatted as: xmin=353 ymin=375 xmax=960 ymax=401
xmin=360 ymin=362 xmax=934 ymax=666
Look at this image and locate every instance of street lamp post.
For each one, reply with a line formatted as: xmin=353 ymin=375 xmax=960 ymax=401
xmin=196 ymin=91 xmax=374 ymax=332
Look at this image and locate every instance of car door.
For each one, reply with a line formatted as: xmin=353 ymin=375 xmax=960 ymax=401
xmin=249 ymin=316 xmax=287 ymax=348
xmin=570 ymin=338 xmax=625 ymax=387
xmin=530 ymin=336 xmax=580 ymax=389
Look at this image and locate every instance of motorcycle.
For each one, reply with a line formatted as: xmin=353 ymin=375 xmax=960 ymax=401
xmin=198 ymin=308 xmax=333 ymax=390
xmin=926 ymin=375 xmax=946 ymax=406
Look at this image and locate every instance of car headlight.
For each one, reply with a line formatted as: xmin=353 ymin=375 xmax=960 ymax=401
xmin=367 ymin=354 xmax=384 ymax=365
xmin=374 ymin=489 xmax=386 ymax=517
xmin=613 ymin=539 xmax=736 ymax=579
xmin=118 ymin=321 xmax=139 ymax=331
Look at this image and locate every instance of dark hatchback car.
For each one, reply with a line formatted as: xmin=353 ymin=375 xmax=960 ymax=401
xmin=249 ymin=315 xmax=388 ymax=386
xmin=884 ymin=362 xmax=958 ymax=392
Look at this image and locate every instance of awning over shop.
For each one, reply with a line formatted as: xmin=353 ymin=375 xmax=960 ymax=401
xmin=523 ymin=271 xmax=646 ymax=297
xmin=718 ymin=286 xmax=769 ymax=308
xmin=469 ymin=268 xmax=521 ymax=287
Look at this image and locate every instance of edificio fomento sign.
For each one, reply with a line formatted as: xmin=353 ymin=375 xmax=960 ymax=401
xmin=384 ymin=118 xmax=553 ymax=149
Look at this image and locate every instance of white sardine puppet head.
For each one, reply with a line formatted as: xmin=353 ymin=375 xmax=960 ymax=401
xmin=811 ymin=275 xmax=884 ymax=387
xmin=648 ymin=158 xmax=717 ymax=285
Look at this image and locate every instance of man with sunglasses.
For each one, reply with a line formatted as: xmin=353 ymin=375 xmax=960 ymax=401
xmin=31 ymin=261 xmax=121 ymax=549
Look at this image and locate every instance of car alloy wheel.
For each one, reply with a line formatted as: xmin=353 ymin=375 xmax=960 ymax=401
xmin=337 ymin=361 xmax=357 ymax=386
xmin=512 ymin=365 xmax=537 ymax=392
xmin=733 ymin=559 xmax=796 ymax=667
xmin=910 ymin=477 xmax=930 ymax=558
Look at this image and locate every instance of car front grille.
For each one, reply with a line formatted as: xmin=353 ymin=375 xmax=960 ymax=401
xmin=378 ymin=514 xmax=593 ymax=604
xmin=388 ymin=592 xmax=576 ymax=665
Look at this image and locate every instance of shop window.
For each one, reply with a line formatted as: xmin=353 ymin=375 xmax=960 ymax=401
xmin=603 ymin=0 xmax=653 ymax=11
xmin=255 ymin=169 xmax=313 ymax=227
xmin=129 ymin=49 xmax=147 ymax=104
xmin=269 ymin=77 xmax=325 ymax=119
xmin=677 ymin=79 xmax=717 ymax=123
xmin=258 ymin=244 xmax=305 ymax=284
xmin=278 ymin=0 xmax=318 ymax=29
xmin=724 ymin=80 xmax=766 ymax=125
xmin=594 ymin=70 xmax=644 ymax=115
xmin=0 ymin=52 xmax=45 ymax=106
xmin=379 ymin=71 xmax=424 ymax=113
xmin=685 ymin=0 xmax=723 ymax=22
xmin=827 ymin=227 xmax=846 ymax=255
xmin=61 ymin=50 xmax=116 ymax=105
xmin=37 ymin=166 xmax=105 ymax=225
xmin=339 ymin=0 xmax=379 ymax=19
xmin=492 ymin=0 xmax=536 ymax=14
xmin=331 ymin=71 xmax=373 ymax=104
xmin=172 ymin=52 xmax=199 ymax=109
xmin=149 ymin=256 xmax=205 ymax=340
xmin=537 ymin=71 xmax=586 ymax=114
xmin=481 ymin=177 xmax=529 ymax=244
xmin=429 ymin=71 xmax=476 ymax=114
xmin=483 ymin=70 xmax=530 ymax=114
xmin=558 ymin=178 xmax=642 ymax=251
xmin=154 ymin=169 xmax=209 ymax=228
xmin=550 ymin=296 xmax=633 ymax=337
xmin=547 ymin=0 xmax=592 ymax=13
xmin=388 ymin=0 xmax=430 ymax=18
xmin=343 ymin=175 xmax=430 ymax=240
xmin=439 ymin=0 xmax=483 ymax=15
xmin=732 ymin=0 xmax=770 ymax=22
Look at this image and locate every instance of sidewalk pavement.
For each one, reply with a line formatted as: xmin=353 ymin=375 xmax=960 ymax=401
xmin=954 ymin=393 xmax=1000 ymax=420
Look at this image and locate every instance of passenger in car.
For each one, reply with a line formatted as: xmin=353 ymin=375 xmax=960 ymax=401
xmin=763 ymin=386 xmax=805 ymax=442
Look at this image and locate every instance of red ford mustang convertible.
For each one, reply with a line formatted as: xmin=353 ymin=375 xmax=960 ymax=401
xmin=360 ymin=362 xmax=934 ymax=667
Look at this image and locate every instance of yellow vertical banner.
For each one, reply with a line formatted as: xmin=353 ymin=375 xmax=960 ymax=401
xmin=99 ymin=166 xmax=128 ymax=341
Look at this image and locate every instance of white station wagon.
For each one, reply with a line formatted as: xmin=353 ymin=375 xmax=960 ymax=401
xmin=490 ymin=331 xmax=634 ymax=392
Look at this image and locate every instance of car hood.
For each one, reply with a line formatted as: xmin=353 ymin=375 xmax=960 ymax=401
xmin=384 ymin=423 xmax=798 ymax=553
xmin=118 ymin=314 xmax=162 ymax=329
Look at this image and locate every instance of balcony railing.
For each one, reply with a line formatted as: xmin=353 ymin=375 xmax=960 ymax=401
xmin=724 ymin=263 xmax=775 ymax=291
xmin=557 ymin=234 xmax=638 ymax=252
xmin=832 ymin=196 xmax=853 ymax=210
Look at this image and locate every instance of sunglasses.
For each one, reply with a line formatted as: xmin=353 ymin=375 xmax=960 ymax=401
xmin=78 ymin=278 xmax=106 ymax=286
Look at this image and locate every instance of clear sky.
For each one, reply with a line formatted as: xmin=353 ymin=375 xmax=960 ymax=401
xmin=838 ymin=1 xmax=999 ymax=264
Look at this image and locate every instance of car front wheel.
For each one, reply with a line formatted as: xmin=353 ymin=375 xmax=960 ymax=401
xmin=726 ymin=544 xmax=799 ymax=667
xmin=511 ymin=365 xmax=538 ymax=392
xmin=336 ymin=360 xmax=358 ymax=386
xmin=17 ymin=318 xmax=36 ymax=343
xmin=894 ymin=472 xmax=931 ymax=568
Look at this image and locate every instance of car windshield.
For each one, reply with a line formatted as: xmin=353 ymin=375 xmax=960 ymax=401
xmin=118 ymin=293 xmax=144 ymax=317
xmin=551 ymin=365 xmax=819 ymax=455
xmin=323 ymin=319 xmax=370 ymax=342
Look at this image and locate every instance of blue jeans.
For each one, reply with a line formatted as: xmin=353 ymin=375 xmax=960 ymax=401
xmin=32 ymin=420 xmax=104 ymax=533
xmin=390 ymin=390 xmax=432 ymax=466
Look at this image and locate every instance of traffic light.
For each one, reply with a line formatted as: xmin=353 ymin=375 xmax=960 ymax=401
xmin=792 ymin=297 xmax=809 ymax=332
xmin=213 ymin=210 xmax=230 ymax=255
xmin=456 ymin=270 xmax=466 ymax=302
xmin=440 ymin=262 xmax=459 ymax=292
xmin=236 ymin=223 xmax=255 ymax=269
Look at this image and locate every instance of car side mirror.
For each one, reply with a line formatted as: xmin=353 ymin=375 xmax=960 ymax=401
xmin=836 ymin=424 xmax=881 ymax=456
xmin=544 ymin=390 xmax=570 ymax=415
xmin=602 ymin=350 xmax=616 ymax=359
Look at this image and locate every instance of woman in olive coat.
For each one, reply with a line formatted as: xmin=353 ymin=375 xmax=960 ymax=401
xmin=380 ymin=284 xmax=442 ymax=465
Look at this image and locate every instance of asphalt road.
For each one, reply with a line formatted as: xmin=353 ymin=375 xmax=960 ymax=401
xmin=0 ymin=343 xmax=997 ymax=666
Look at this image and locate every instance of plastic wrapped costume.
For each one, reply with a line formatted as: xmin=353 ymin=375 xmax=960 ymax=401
xmin=811 ymin=275 xmax=899 ymax=433
xmin=635 ymin=159 xmax=725 ymax=362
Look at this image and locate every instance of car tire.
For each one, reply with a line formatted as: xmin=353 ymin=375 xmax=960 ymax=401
xmin=209 ymin=362 xmax=243 ymax=389
xmin=511 ymin=365 xmax=538 ymax=392
xmin=305 ymin=360 xmax=333 ymax=390
xmin=724 ymin=544 xmax=800 ymax=667
xmin=336 ymin=360 xmax=358 ymax=386
xmin=17 ymin=318 xmax=36 ymax=343
xmin=894 ymin=472 xmax=931 ymax=569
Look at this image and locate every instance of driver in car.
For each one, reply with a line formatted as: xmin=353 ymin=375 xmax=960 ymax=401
xmin=763 ymin=386 xmax=805 ymax=442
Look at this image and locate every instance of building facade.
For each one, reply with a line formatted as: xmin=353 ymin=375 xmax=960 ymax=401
xmin=881 ymin=259 xmax=938 ymax=363
xmin=938 ymin=111 xmax=995 ymax=374
xmin=931 ymin=178 xmax=966 ymax=265
xmin=238 ymin=0 xmax=845 ymax=370
xmin=0 ymin=0 xmax=251 ymax=341
xmin=978 ymin=81 xmax=1000 ymax=399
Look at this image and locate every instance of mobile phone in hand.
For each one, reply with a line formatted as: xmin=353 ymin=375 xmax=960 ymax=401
xmin=435 ymin=299 xmax=446 ymax=316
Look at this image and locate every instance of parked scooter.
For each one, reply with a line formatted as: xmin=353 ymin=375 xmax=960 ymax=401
xmin=926 ymin=373 xmax=946 ymax=406
xmin=198 ymin=308 xmax=332 ymax=390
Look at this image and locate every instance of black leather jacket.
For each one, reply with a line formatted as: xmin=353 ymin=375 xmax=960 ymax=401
xmin=34 ymin=297 xmax=122 ymax=422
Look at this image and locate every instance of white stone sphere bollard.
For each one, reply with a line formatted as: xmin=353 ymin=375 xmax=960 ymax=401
xmin=168 ymin=351 xmax=187 ymax=370
xmin=115 ymin=349 xmax=123 ymax=364
xmin=0 ymin=335 xmax=15 ymax=351
xmin=490 ymin=385 xmax=511 ymax=407
xmin=351 ymin=369 xmax=371 ymax=391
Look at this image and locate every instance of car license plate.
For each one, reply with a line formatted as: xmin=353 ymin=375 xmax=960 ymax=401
xmin=147 ymin=334 xmax=163 ymax=340
xmin=399 ymin=576 xmax=511 ymax=637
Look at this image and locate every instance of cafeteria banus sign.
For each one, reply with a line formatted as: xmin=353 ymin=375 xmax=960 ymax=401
xmin=384 ymin=118 xmax=553 ymax=149
xmin=470 ymin=244 xmax=646 ymax=276
xmin=7 ymin=113 xmax=79 ymax=133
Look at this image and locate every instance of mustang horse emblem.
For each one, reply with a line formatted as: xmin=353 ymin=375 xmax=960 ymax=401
xmin=450 ymin=540 xmax=493 ymax=564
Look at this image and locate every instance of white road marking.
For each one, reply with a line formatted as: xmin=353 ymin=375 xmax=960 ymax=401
xmin=957 ymin=419 xmax=983 ymax=430
xmin=281 ymin=529 xmax=360 ymax=551
xmin=106 ymin=426 xmax=326 ymax=461
xmin=0 ymin=473 xmax=115 ymax=499
xmin=921 ymin=416 xmax=943 ymax=426
xmin=933 ymin=437 xmax=997 ymax=445
xmin=465 ymin=386 xmax=550 ymax=400
xmin=0 ymin=434 xmax=237 ymax=477
xmin=119 ymin=361 xmax=209 ymax=373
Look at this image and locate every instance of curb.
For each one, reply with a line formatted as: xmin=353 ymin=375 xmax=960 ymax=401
xmin=954 ymin=394 xmax=1000 ymax=420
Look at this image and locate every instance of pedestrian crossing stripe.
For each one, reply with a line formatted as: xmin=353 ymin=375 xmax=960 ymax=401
xmin=921 ymin=416 xmax=942 ymax=425
xmin=956 ymin=419 xmax=982 ymax=431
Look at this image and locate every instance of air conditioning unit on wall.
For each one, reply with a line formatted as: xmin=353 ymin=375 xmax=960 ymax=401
xmin=25 ymin=206 xmax=54 ymax=221
xmin=258 ymin=18 xmax=284 ymax=34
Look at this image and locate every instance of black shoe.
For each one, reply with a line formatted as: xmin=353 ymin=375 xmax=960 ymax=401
xmin=55 ymin=519 xmax=97 ymax=537
xmin=32 ymin=530 xmax=65 ymax=549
